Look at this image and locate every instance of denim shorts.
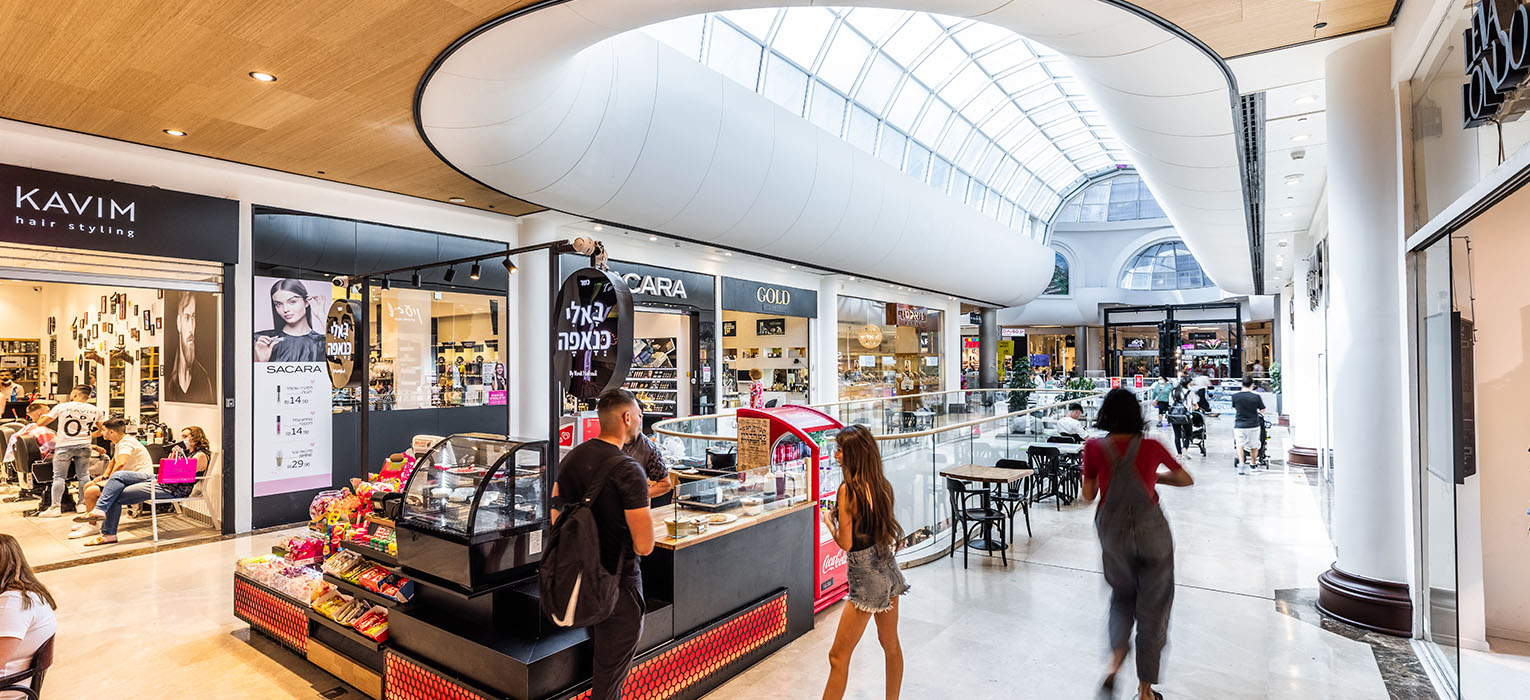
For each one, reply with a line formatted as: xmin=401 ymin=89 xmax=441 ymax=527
xmin=846 ymin=545 xmax=910 ymax=613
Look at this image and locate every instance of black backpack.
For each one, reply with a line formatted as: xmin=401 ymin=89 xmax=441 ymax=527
xmin=539 ymin=454 xmax=628 ymax=628
xmin=1166 ymin=403 xmax=1192 ymax=425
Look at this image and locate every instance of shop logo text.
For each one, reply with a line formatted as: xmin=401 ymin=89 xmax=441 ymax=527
xmin=12 ymin=185 xmax=137 ymax=237
xmin=621 ymin=272 xmax=686 ymax=299
xmin=1463 ymin=0 xmax=1530 ymax=127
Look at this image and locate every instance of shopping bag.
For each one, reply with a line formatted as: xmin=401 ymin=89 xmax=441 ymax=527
xmin=158 ymin=457 xmax=198 ymax=484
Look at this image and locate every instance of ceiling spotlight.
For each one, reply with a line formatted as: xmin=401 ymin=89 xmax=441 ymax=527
xmin=724 ymin=251 xmax=733 ymax=256
xmin=1290 ymin=134 xmax=1311 ymax=143
xmin=502 ymin=256 xmax=518 ymax=274
xmin=411 ymin=270 xmax=422 ymax=288
xmin=469 ymin=262 xmax=482 ymax=280
xmin=1281 ymin=211 xmax=1294 ymax=217
xmin=847 ymin=276 xmax=857 ymax=281
xmin=648 ymin=236 xmax=658 ymax=241
xmin=248 ymin=71 xmax=277 ymax=82
xmin=592 ymin=224 xmax=603 ymax=231
xmin=1278 ymin=240 xmax=1290 ymax=247
xmin=1294 ymin=94 xmax=1319 ymax=105
xmin=443 ymin=266 xmax=457 ymax=283
xmin=162 ymin=129 xmax=187 ymax=136
xmin=1297 ymin=117 xmax=1308 ymax=122
xmin=790 ymin=264 xmax=797 ymax=269
xmin=1286 ymin=179 xmax=1302 ymax=186
xmin=448 ymin=197 xmax=466 ymax=203
xmin=381 ymin=277 xmax=391 ymax=290
xmin=1314 ymin=21 xmax=1328 ymax=29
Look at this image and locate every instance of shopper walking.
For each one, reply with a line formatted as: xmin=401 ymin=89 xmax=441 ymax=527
xmin=748 ymin=368 xmax=766 ymax=409
xmin=549 ymin=389 xmax=654 ymax=700
xmin=0 ymin=534 xmax=56 ymax=696
xmin=1230 ymin=376 xmax=1265 ymax=475
xmin=1082 ymin=389 xmax=1193 ymax=700
xmin=821 ymin=423 xmax=908 ymax=700
xmin=1166 ymin=379 xmax=1195 ymax=457
xmin=1149 ymin=377 xmax=1173 ymax=425
xmin=35 ymin=386 xmax=104 ymax=517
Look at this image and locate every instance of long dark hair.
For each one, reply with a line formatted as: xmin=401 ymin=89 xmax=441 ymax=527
xmin=0 ymin=534 xmax=55 ymax=610
xmin=269 ymin=279 xmax=313 ymax=334
xmin=835 ymin=424 xmax=903 ymax=549
xmin=1094 ymin=388 xmax=1146 ymax=435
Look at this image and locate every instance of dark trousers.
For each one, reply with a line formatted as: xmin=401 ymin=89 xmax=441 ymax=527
xmin=590 ymin=579 xmax=645 ymax=700
xmin=1170 ymin=423 xmax=1192 ymax=454
xmin=1099 ymin=512 xmax=1175 ymax=684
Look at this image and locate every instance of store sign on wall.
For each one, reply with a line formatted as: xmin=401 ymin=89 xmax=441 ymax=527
xmin=1000 ymin=327 xmax=1027 ymax=338
xmin=1462 ymin=0 xmax=1530 ymax=127
xmin=890 ymin=304 xmax=940 ymax=331
xmin=324 ymin=299 xmax=362 ymax=389
xmin=721 ymin=277 xmax=818 ymax=317
xmin=1 ymin=163 xmax=238 ymax=263
xmin=554 ymin=267 xmax=634 ymax=399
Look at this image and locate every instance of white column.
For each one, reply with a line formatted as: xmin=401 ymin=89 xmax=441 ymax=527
xmin=812 ymin=277 xmax=838 ymax=404
xmin=511 ymin=215 xmax=561 ymax=439
xmin=943 ymin=300 xmax=961 ymax=394
xmin=1284 ymin=256 xmax=1325 ymax=450
xmin=1320 ymin=32 xmax=1411 ymax=631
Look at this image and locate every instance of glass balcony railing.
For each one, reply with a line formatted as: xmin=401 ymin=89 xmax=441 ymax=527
xmin=653 ymin=384 xmax=1111 ymax=565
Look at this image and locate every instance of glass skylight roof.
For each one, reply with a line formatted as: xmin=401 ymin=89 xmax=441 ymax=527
xmin=638 ymin=7 xmax=1130 ymax=240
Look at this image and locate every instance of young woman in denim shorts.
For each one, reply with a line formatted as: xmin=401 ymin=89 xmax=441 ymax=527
xmin=821 ymin=424 xmax=909 ymax=700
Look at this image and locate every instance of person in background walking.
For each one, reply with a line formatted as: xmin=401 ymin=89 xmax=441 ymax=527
xmin=821 ymin=424 xmax=908 ymax=700
xmin=1191 ymin=372 xmax=1212 ymax=414
xmin=1230 ymin=376 xmax=1266 ymax=475
xmin=1082 ymin=389 xmax=1194 ymax=700
xmin=1166 ymin=378 xmax=1195 ymax=457
xmin=748 ymin=368 xmax=766 ymax=409
xmin=1149 ymin=376 xmax=1173 ymax=426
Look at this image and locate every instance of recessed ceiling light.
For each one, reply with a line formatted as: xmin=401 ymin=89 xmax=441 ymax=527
xmin=248 ymin=71 xmax=277 ymax=82
xmin=162 ymin=129 xmax=187 ymax=137
xmin=1294 ymin=94 xmax=1319 ymax=105
xmin=1281 ymin=211 xmax=1294 ymax=217
xmin=847 ymin=276 xmax=857 ymax=281
xmin=790 ymin=264 xmax=797 ymax=269
xmin=1291 ymin=134 xmax=1310 ymax=143
xmin=723 ymin=251 xmax=732 ymax=256
xmin=1278 ymin=240 xmax=1290 ymax=247
xmin=647 ymin=235 xmax=658 ymax=241
xmin=448 ymin=197 xmax=465 ymax=203
xmin=1296 ymin=117 xmax=1308 ymax=122
xmin=592 ymin=224 xmax=603 ymax=231
xmin=1314 ymin=21 xmax=1328 ymax=29
xmin=1286 ymin=179 xmax=1302 ymax=186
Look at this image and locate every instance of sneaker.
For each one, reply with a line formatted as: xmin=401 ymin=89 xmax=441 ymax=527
xmin=68 ymin=524 xmax=100 ymax=539
xmin=37 ymin=507 xmax=62 ymax=518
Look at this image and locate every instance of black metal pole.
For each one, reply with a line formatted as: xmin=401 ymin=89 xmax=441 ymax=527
xmin=548 ymin=248 xmax=560 ymax=480
xmin=360 ymin=278 xmax=371 ymax=483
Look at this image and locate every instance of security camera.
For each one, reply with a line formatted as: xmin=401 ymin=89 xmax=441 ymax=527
xmin=332 ymin=275 xmax=350 ymax=288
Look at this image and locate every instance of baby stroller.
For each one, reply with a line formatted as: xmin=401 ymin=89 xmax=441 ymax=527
xmin=1166 ymin=403 xmax=1208 ymax=456
xmin=1253 ymin=418 xmax=1271 ymax=468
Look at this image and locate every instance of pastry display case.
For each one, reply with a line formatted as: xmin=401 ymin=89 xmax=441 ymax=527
xmin=397 ymin=433 xmax=549 ymax=591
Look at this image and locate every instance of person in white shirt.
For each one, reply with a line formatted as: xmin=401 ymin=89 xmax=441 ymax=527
xmin=34 ymin=386 xmax=105 ymax=518
xmin=0 ymin=534 xmax=57 ymax=694
xmin=1055 ymin=403 xmax=1089 ymax=441
xmin=71 ymin=418 xmax=154 ymax=529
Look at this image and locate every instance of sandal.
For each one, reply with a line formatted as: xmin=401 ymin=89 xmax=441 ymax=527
xmin=82 ymin=535 xmax=118 ymax=547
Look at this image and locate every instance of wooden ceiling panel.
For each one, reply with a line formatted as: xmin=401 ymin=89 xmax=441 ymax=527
xmin=0 ymin=0 xmax=1395 ymax=221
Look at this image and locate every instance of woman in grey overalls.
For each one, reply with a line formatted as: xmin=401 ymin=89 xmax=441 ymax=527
xmin=1081 ymin=389 xmax=1194 ymax=700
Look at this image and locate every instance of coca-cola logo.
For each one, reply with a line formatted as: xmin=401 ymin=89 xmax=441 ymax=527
xmin=820 ymin=548 xmax=847 ymax=576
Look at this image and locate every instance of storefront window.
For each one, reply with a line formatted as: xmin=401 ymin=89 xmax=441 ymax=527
xmin=720 ymin=278 xmax=818 ymax=409
xmin=836 ymin=297 xmax=942 ymax=401
xmin=367 ymin=286 xmax=506 ymax=411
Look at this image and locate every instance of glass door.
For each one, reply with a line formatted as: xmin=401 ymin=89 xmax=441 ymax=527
xmin=1414 ymin=235 xmax=1460 ymax=694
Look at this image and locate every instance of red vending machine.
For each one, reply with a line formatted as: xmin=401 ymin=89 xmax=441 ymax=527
xmin=736 ymin=406 xmax=847 ymax=612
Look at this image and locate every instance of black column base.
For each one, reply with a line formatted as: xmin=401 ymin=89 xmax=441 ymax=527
xmin=1288 ymin=445 xmax=1321 ymax=468
xmin=1317 ymin=565 xmax=1412 ymax=637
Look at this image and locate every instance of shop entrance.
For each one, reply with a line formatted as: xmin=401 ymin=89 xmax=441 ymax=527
xmin=1105 ymin=303 xmax=1243 ymax=379
xmin=0 ymin=254 xmax=227 ymax=566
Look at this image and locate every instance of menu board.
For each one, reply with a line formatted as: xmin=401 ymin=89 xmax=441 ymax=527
xmin=736 ymin=416 xmax=771 ymax=470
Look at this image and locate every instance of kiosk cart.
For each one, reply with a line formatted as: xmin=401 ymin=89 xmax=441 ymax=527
xmin=735 ymin=406 xmax=847 ymax=612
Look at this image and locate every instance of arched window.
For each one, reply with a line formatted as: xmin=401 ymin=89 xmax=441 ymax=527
xmin=1043 ymin=252 xmax=1069 ymax=295
xmin=1120 ymin=241 xmax=1211 ymax=291
xmin=1054 ymin=173 xmax=1167 ymax=223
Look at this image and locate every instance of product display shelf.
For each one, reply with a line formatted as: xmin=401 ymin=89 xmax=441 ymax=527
xmin=365 ymin=514 xmax=396 ymax=529
xmin=0 ymin=339 xmax=40 ymax=387
xmin=340 ymin=539 xmax=400 ymax=569
xmin=305 ymin=607 xmax=385 ymax=652
xmin=323 ymin=572 xmax=403 ymax=608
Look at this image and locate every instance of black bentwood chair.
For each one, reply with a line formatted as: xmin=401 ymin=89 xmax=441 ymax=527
xmin=989 ymin=459 xmax=1033 ymax=539
xmin=945 ymin=477 xmax=1007 ymax=569
xmin=0 ymin=635 xmax=54 ymax=699
xmin=1026 ymin=446 xmax=1065 ymax=510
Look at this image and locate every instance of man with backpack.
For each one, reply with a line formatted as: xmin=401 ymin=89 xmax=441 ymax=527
xmin=545 ymin=389 xmax=655 ymax=700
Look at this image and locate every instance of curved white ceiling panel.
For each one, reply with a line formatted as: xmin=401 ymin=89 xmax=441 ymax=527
xmin=417 ymin=0 xmax=1254 ymax=303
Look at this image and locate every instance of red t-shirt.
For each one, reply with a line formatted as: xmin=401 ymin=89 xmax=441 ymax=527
xmin=1082 ymin=435 xmax=1183 ymax=505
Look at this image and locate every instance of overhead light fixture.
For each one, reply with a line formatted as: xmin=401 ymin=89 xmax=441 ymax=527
xmin=1278 ymin=240 xmax=1290 ymax=247
xmin=411 ymin=270 xmax=422 ymax=288
xmin=847 ymin=276 xmax=857 ymax=281
xmin=1291 ymin=134 xmax=1310 ymax=143
xmin=592 ymin=224 xmax=603 ymax=231
xmin=248 ymin=71 xmax=277 ymax=82
xmin=502 ymin=256 xmax=518 ymax=274
xmin=469 ymin=262 xmax=482 ymax=280
xmin=1294 ymin=94 xmax=1319 ymax=105
xmin=648 ymin=236 xmax=658 ymax=242
xmin=1297 ymin=117 xmax=1308 ymax=123
xmin=790 ymin=264 xmax=797 ymax=269
xmin=448 ymin=197 xmax=466 ymax=203
xmin=1286 ymin=179 xmax=1302 ymax=186
xmin=724 ymin=251 xmax=732 ymax=256
xmin=162 ymin=129 xmax=187 ymax=137
xmin=443 ymin=266 xmax=457 ymax=283
xmin=1281 ymin=211 xmax=1294 ymax=217
xmin=1314 ymin=21 xmax=1328 ymax=29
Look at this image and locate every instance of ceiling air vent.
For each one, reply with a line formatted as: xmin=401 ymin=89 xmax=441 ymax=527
xmin=1238 ymin=92 xmax=1267 ymax=295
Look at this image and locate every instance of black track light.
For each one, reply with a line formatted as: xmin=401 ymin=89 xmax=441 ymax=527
xmin=411 ymin=270 xmax=421 ymax=288
xmin=502 ymin=256 xmax=518 ymax=274
xmin=444 ymin=265 xmax=457 ymax=283
xmin=469 ymin=262 xmax=482 ymax=280
xmin=381 ymin=277 xmax=391 ymax=290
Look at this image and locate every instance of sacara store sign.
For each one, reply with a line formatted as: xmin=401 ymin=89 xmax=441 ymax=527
xmin=1463 ymin=0 xmax=1530 ymax=127
xmin=1 ymin=163 xmax=238 ymax=262
xmin=554 ymin=267 xmax=634 ymax=400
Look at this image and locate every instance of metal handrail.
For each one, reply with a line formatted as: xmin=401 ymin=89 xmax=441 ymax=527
xmin=652 ymin=387 xmax=1105 ymax=442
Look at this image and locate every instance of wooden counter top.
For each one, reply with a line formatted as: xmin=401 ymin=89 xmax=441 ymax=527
xmin=653 ymin=500 xmax=817 ymax=551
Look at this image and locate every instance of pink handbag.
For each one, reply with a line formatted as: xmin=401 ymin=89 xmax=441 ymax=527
xmin=158 ymin=457 xmax=198 ymax=484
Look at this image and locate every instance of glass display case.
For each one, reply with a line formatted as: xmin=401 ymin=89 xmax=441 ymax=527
xmin=398 ymin=433 xmax=549 ymax=591
xmin=665 ymin=464 xmax=810 ymax=539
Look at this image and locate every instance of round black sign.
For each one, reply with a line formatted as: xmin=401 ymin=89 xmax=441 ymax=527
xmin=325 ymin=299 xmax=362 ymax=389
xmin=554 ymin=267 xmax=634 ymax=400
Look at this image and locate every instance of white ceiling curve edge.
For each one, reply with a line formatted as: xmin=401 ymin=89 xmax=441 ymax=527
xmin=417 ymin=0 xmax=1254 ymax=304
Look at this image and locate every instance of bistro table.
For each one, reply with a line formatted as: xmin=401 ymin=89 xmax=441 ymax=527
xmin=939 ymin=464 xmax=1035 ymax=553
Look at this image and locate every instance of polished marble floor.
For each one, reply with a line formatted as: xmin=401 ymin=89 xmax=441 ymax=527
xmin=22 ymin=419 xmax=1530 ymax=699
xmin=0 ymin=482 xmax=218 ymax=568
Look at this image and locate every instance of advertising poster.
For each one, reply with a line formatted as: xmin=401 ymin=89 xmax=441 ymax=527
xmin=162 ymin=290 xmax=219 ymax=404
xmin=483 ymin=361 xmax=507 ymax=406
xmin=252 ymin=276 xmax=333 ymax=497
xmin=385 ymin=289 xmax=432 ymax=410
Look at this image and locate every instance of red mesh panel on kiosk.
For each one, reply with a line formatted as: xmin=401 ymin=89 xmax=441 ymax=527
xmin=233 ymin=576 xmax=308 ymax=654
xmin=385 ymin=652 xmax=495 ymax=700
xmin=569 ymin=593 xmax=787 ymax=700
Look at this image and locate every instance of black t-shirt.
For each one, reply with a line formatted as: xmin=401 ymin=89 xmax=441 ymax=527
xmin=556 ymin=439 xmax=650 ymax=583
xmin=1231 ymin=391 xmax=1265 ymax=429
